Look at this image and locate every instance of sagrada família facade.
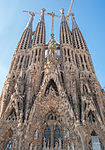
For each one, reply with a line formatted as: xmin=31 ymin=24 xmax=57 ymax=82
xmin=0 ymin=8 xmax=105 ymax=150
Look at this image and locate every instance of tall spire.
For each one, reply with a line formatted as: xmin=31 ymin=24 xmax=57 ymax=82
xmin=25 ymin=15 xmax=34 ymax=29
xmin=23 ymin=11 xmax=35 ymax=29
xmin=39 ymin=8 xmax=46 ymax=22
xmin=71 ymin=14 xmax=89 ymax=50
xmin=60 ymin=8 xmax=72 ymax=45
xmin=60 ymin=8 xmax=66 ymax=22
xmin=32 ymin=8 xmax=46 ymax=46
xmin=16 ymin=12 xmax=34 ymax=51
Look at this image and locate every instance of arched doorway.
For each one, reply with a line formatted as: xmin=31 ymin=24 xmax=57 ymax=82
xmin=42 ymin=113 xmax=63 ymax=149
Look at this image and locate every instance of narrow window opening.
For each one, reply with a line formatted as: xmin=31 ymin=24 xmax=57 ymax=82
xmin=64 ymin=49 xmax=66 ymax=55
xmin=35 ymin=49 xmax=37 ymax=56
xmin=75 ymin=54 xmax=80 ymax=68
xmin=68 ymin=49 xmax=70 ymax=56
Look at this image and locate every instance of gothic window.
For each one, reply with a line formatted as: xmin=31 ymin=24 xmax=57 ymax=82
xmin=26 ymin=55 xmax=30 ymax=68
xmin=79 ymin=31 xmax=87 ymax=50
xmin=16 ymin=56 xmax=20 ymax=65
xmin=20 ymin=40 xmax=24 ymax=49
xmin=20 ymin=31 xmax=27 ymax=49
xmin=24 ymin=42 xmax=27 ymax=49
xmin=84 ymin=55 xmax=86 ymax=63
xmin=80 ymin=55 xmax=85 ymax=70
xmin=28 ymin=34 xmax=32 ymax=48
xmin=24 ymin=32 xmax=29 ymax=49
xmin=83 ymin=84 xmax=88 ymax=94
xmin=37 ymin=26 xmax=41 ymax=44
xmin=68 ymin=49 xmax=70 ymax=56
xmin=62 ymin=25 xmax=65 ymax=43
xmin=19 ymin=56 xmax=24 ymax=69
xmin=34 ymin=57 xmax=36 ymax=63
xmin=65 ymin=57 xmax=67 ymax=62
xmin=33 ymin=32 xmax=36 ymax=45
xmin=75 ymin=31 xmax=79 ymax=49
xmin=75 ymin=54 xmax=80 ymax=68
xmin=23 ymin=56 xmax=27 ymax=68
xmin=68 ymin=28 xmax=72 ymax=44
xmin=20 ymin=56 xmax=24 ymax=63
xmin=29 ymin=51 xmax=34 ymax=65
xmin=68 ymin=58 xmax=71 ymax=62
xmin=39 ymin=49 xmax=41 ymax=55
xmin=64 ymin=48 xmax=66 ymax=55
xmin=80 ymin=55 xmax=83 ymax=63
xmin=41 ymin=26 xmax=43 ymax=43
xmin=61 ymin=72 xmax=64 ymax=83
xmin=84 ymin=55 xmax=89 ymax=70
xmin=38 ymin=57 xmax=40 ymax=62
xmin=71 ymin=51 xmax=74 ymax=62
xmin=77 ymin=30 xmax=83 ymax=49
xmin=72 ymin=33 xmax=76 ymax=48
xmin=64 ymin=24 xmax=68 ymax=43
xmin=35 ymin=49 xmax=37 ymax=56
xmin=44 ymin=28 xmax=46 ymax=44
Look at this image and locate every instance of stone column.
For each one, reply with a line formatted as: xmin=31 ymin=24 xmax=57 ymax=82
xmin=50 ymin=125 xmax=54 ymax=150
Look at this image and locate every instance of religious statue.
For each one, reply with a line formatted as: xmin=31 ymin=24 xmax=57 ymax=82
xmin=15 ymin=72 xmax=25 ymax=95
xmin=55 ymin=141 xmax=58 ymax=149
xmin=58 ymin=138 xmax=62 ymax=150
xmin=34 ymin=129 xmax=38 ymax=138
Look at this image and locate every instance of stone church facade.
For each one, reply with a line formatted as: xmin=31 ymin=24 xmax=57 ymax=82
xmin=0 ymin=8 xmax=105 ymax=150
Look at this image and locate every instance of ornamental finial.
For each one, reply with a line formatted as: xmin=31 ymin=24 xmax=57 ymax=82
xmin=39 ymin=8 xmax=46 ymax=22
xmin=60 ymin=8 xmax=66 ymax=22
xmin=41 ymin=8 xmax=46 ymax=15
xmin=60 ymin=8 xmax=64 ymax=15
xmin=71 ymin=14 xmax=78 ymax=29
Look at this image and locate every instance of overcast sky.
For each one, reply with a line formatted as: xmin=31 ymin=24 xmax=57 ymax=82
xmin=0 ymin=0 xmax=105 ymax=94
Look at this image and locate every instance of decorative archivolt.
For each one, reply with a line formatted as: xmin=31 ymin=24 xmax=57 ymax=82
xmin=44 ymin=79 xmax=59 ymax=96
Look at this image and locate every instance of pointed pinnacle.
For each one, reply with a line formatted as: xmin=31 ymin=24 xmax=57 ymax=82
xmin=39 ymin=8 xmax=46 ymax=22
xmin=60 ymin=8 xmax=64 ymax=15
xmin=60 ymin=8 xmax=66 ymax=22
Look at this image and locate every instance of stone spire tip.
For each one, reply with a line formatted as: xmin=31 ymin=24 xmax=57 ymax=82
xmin=71 ymin=14 xmax=78 ymax=29
xmin=60 ymin=8 xmax=66 ymax=22
xmin=25 ymin=15 xmax=34 ymax=29
xmin=60 ymin=8 xmax=64 ymax=14
xmin=39 ymin=8 xmax=46 ymax=22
